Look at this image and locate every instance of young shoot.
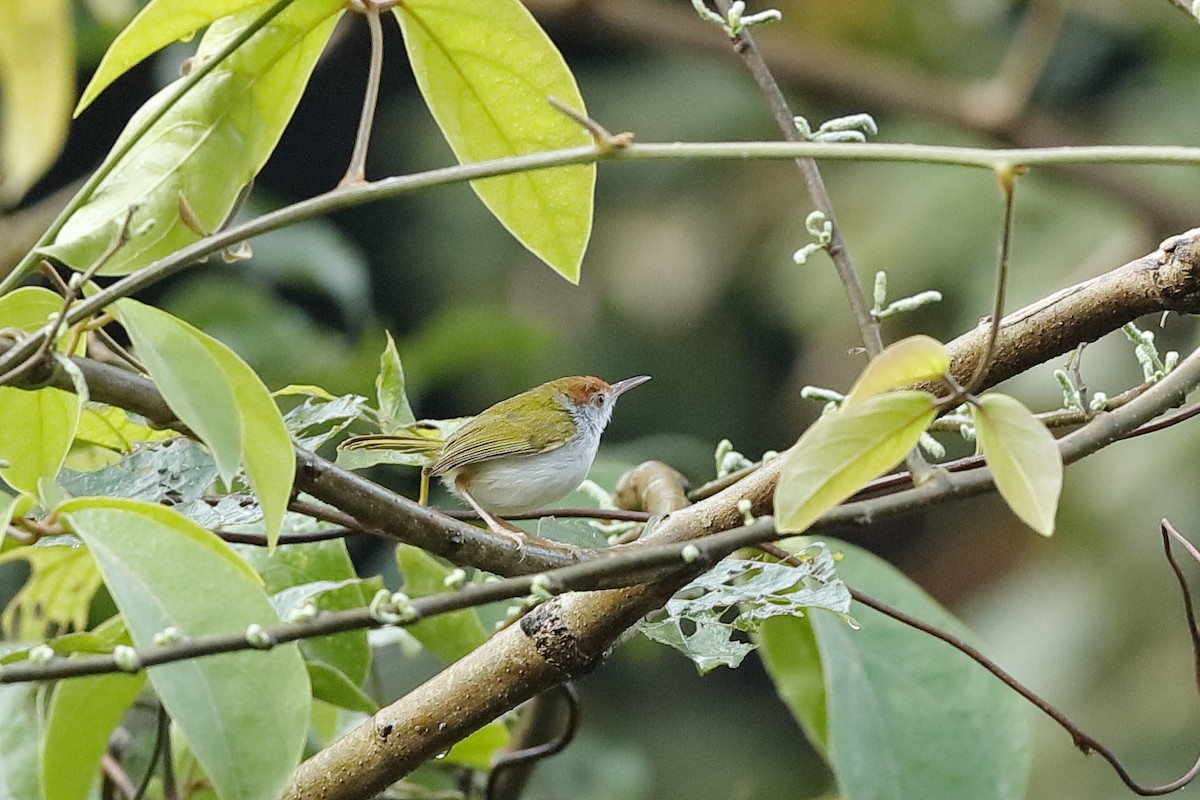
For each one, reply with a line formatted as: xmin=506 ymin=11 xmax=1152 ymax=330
xmin=871 ymin=271 xmax=943 ymax=320
xmin=690 ymin=0 xmax=782 ymax=37
xmin=794 ymin=210 xmax=834 ymax=265
xmin=1123 ymin=322 xmax=1177 ymax=381
xmin=794 ymin=113 xmax=879 ymax=144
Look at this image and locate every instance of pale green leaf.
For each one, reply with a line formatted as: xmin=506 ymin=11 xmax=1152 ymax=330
xmin=76 ymin=0 xmax=270 ymax=113
xmin=376 ymin=331 xmax=416 ymax=432
xmin=74 ymin=405 xmax=175 ymax=453
xmin=0 ymin=287 xmax=64 ymax=332
xmin=116 ymin=300 xmax=294 ymax=546
xmin=115 ymin=299 xmax=242 ymax=483
xmin=396 ymin=544 xmax=487 ymax=663
xmin=195 ymin=325 xmax=295 ymax=548
xmin=0 ymin=684 xmax=40 ymax=800
xmin=41 ymin=671 xmax=146 ymax=800
xmin=0 ymin=539 xmax=102 ymax=640
xmin=760 ymin=539 xmax=1030 ymax=800
xmin=843 ymin=335 xmax=948 ymax=410
xmin=0 ymin=490 xmax=20 ymax=549
xmin=44 ymin=0 xmax=343 ymax=275
xmin=395 ymin=0 xmax=595 ymax=281
xmin=283 ymin=390 xmax=369 ymax=450
xmin=775 ymin=391 xmax=936 ymax=533
xmin=60 ymin=497 xmax=309 ymax=800
xmin=60 ymin=438 xmax=218 ymax=510
xmin=971 ymin=394 xmax=1063 ymax=536
xmin=443 ymin=720 xmax=511 ymax=769
xmin=306 ymin=661 xmax=377 ymax=714
xmin=0 ymin=0 xmax=72 ymax=206
xmin=0 ymin=387 xmax=82 ymax=498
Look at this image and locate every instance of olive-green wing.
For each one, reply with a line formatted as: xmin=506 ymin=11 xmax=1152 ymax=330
xmin=429 ymin=408 xmax=574 ymax=475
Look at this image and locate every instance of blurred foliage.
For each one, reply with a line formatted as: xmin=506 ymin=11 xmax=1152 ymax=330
xmin=6 ymin=0 xmax=1200 ymax=797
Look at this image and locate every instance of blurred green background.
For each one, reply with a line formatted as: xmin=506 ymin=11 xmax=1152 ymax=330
xmin=11 ymin=0 xmax=1200 ymax=796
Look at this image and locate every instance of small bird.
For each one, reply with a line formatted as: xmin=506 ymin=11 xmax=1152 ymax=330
xmin=340 ymin=375 xmax=650 ymax=542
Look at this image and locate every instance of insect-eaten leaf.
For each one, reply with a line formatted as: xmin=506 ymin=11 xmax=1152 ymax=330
xmin=639 ymin=545 xmax=852 ymax=673
xmin=971 ymin=393 xmax=1062 ymax=536
xmin=775 ymin=391 xmax=936 ymax=534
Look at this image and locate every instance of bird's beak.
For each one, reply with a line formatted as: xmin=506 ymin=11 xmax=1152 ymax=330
xmin=609 ymin=375 xmax=652 ymax=397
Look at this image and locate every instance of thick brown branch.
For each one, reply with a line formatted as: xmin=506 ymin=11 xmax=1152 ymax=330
xmin=936 ymin=228 xmax=1200 ymax=390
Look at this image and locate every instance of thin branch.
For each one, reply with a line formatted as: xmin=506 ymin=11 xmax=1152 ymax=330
xmin=761 ymin=539 xmax=1200 ymax=796
xmin=710 ymin=0 xmax=883 ymax=357
xmin=3 ymin=139 xmax=1200 ymax=380
xmin=1161 ymin=520 xmax=1200 ymax=695
xmin=0 ymin=519 xmax=761 ymax=684
xmin=130 ymin=707 xmax=169 ymax=800
xmin=339 ymin=1 xmax=387 ymax=187
xmin=214 ymin=527 xmax=359 ymax=546
xmin=0 ymin=207 xmax=135 ymax=387
xmin=848 ymin=584 xmax=1200 ymax=795
xmin=486 ymin=683 xmax=580 ymax=800
xmin=963 ymin=167 xmax=1018 ymax=396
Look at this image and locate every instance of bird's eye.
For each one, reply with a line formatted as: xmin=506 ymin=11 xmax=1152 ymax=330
xmin=593 ymin=394 xmax=606 ymax=406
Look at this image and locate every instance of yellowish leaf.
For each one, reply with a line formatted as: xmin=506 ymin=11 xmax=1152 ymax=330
xmin=843 ymin=335 xmax=948 ymax=410
xmin=971 ymin=394 xmax=1062 ymax=536
xmin=775 ymin=391 xmax=936 ymax=534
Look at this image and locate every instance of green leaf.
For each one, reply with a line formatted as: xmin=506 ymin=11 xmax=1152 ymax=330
xmin=775 ymin=391 xmax=936 ymax=534
xmin=60 ymin=497 xmax=310 ymax=800
xmin=0 ymin=388 xmax=81 ymax=499
xmin=395 ymin=0 xmax=595 ymax=281
xmin=396 ymin=544 xmax=487 ymax=663
xmin=0 ymin=287 xmax=66 ymax=333
xmin=640 ymin=548 xmax=851 ymax=673
xmin=61 ymin=437 xmax=218 ymax=508
xmin=195 ymin=324 xmax=295 ymax=549
xmin=754 ymin=610 xmax=828 ymax=754
xmin=74 ymin=405 xmax=175 ymax=453
xmin=41 ymin=671 xmax=146 ymax=800
xmin=240 ymin=538 xmax=374 ymax=686
xmin=759 ymin=540 xmax=1030 ymax=800
xmin=971 ymin=394 xmax=1063 ymax=536
xmin=843 ymin=335 xmax=948 ymax=410
xmin=376 ymin=331 xmax=416 ymax=432
xmin=45 ymin=0 xmax=343 ymax=275
xmin=0 ymin=490 xmax=20 ymax=549
xmin=116 ymin=300 xmax=241 ymax=482
xmin=306 ymin=661 xmax=377 ymax=714
xmin=281 ymin=389 xmax=369 ymax=451
xmin=443 ymin=720 xmax=511 ymax=769
xmin=116 ymin=300 xmax=294 ymax=546
xmin=0 ymin=539 xmax=102 ymax=640
xmin=76 ymin=0 xmax=271 ymax=113
xmin=0 ymin=0 xmax=72 ymax=207
xmin=0 ymin=684 xmax=40 ymax=800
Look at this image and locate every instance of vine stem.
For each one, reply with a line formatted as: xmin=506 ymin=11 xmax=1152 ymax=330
xmin=6 ymin=138 xmax=1199 ymax=380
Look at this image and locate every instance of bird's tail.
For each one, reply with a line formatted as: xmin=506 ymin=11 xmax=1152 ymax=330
xmin=338 ymin=432 xmax=443 ymax=456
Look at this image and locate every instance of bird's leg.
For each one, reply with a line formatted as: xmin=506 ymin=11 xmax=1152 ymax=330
xmin=419 ymin=467 xmax=430 ymax=506
xmin=454 ymin=477 xmax=527 ymax=546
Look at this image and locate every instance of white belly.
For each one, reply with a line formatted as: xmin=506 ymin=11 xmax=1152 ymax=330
xmin=444 ymin=432 xmax=599 ymax=515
